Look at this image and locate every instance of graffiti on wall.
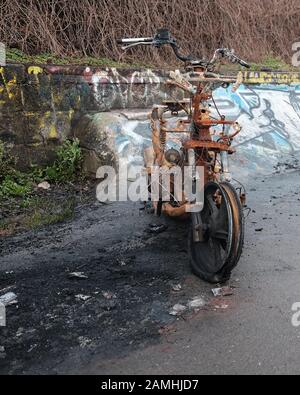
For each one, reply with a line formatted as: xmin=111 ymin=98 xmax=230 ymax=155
xmin=111 ymin=83 xmax=300 ymax=176
xmin=1 ymin=63 xmax=300 ymax=174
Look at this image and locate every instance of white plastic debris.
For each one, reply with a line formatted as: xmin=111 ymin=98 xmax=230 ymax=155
xmin=38 ymin=181 xmax=51 ymax=190
xmin=75 ymin=294 xmax=91 ymax=301
xmin=169 ymin=304 xmax=187 ymax=316
xmin=0 ymin=292 xmax=17 ymax=306
xmin=187 ymin=297 xmax=206 ymax=309
xmin=69 ymin=272 xmax=88 ymax=279
xmin=211 ymin=286 xmax=234 ymax=297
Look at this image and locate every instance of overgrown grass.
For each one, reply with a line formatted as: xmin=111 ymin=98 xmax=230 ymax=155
xmin=0 ymin=139 xmax=85 ymax=235
xmin=0 ymin=138 xmax=83 ymax=199
xmin=0 ymin=141 xmax=32 ymax=198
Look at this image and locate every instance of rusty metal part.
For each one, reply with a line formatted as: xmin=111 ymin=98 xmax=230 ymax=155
xmin=150 ymin=106 xmax=167 ymax=166
xmin=162 ymin=100 xmax=190 ymax=114
xmin=195 ymin=119 xmax=235 ymax=126
xmin=183 ymin=140 xmax=235 ymax=154
xmin=220 ymin=183 xmax=244 ymax=265
xmin=240 ymin=193 xmax=246 ymax=207
xmin=148 ymin=65 xmax=243 ymax=220
xmin=165 ymin=149 xmax=182 ymax=165
xmin=162 ymin=203 xmax=188 ymax=217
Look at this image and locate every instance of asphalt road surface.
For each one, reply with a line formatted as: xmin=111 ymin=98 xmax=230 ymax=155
xmin=1 ymin=169 xmax=300 ymax=375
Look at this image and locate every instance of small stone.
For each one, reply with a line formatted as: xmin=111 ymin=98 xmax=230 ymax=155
xmin=187 ymin=297 xmax=206 ymax=309
xmin=38 ymin=181 xmax=51 ymax=190
xmin=169 ymin=304 xmax=187 ymax=316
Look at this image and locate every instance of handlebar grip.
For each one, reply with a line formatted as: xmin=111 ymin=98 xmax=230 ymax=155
xmin=239 ymin=59 xmax=251 ymax=69
xmin=117 ymin=37 xmax=153 ymax=45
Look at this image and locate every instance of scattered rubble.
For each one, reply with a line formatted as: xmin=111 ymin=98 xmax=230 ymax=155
xmin=187 ymin=297 xmax=206 ymax=309
xmin=170 ymin=296 xmax=206 ymax=316
xmin=211 ymin=286 xmax=234 ymax=297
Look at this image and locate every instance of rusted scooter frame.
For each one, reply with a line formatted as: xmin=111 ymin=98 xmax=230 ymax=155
xmin=118 ymin=29 xmax=250 ymax=283
xmin=149 ymin=65 xmax=243 ymax=218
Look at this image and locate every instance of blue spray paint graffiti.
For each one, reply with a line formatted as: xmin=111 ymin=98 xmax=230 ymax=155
xmin=108 ymin=84 xmax=300 ymax=177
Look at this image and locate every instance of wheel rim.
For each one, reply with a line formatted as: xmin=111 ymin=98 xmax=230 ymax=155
xmin=220 ymin=182 xmax=245 ymax=270
xmin=189 ymin=182 xmax=234 ymax=280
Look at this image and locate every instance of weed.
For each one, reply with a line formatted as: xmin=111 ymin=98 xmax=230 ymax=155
xmin=0 ymin=138 xmax=84 ymax=199
xmin=251 ymin=55 xmax=294 ymax=71
xmin=24 ymin=198 xmax=75 ymax=229
xmin=43 ymin=138 xmax=83 ymax=183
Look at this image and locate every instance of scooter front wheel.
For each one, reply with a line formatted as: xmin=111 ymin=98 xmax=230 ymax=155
xmin=189 ymin=181 xmax=244 ymax=284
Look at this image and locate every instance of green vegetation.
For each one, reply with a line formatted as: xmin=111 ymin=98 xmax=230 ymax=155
xmin=23 ymin=198 xmax=76 ymax=229
xmin=0 ymin=195 xmax=76 ymax=236
xmin=0 ymin=141 xmax=32 ymax=198
xmin=7 ymin=48 xmax=298 ymax=72
xmin=0 ymin=138 xmax=83 ymax=199
xmin=32 ymin=139 xmax=83 ymax=184
xmin=0 ymin=139 xmax=86 ymax=235
xmin=251 ymin=55 xmax=295 ymax=71
xmin=7 ymin=48 xmax=152 ymax=69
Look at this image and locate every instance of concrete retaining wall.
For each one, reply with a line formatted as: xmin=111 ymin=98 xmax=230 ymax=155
xmin=1 ymin=64 xmax=300 ymax=178
xmin=0 ymin=64 xmax=183 ymax=168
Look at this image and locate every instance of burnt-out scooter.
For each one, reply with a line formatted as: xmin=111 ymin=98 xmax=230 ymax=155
xmin=118 ymin=29 xmax=250 ymax=283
